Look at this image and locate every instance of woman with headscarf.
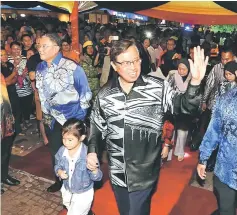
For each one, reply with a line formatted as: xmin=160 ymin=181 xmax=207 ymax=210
xmin=80 ymin=41 xmax=100 ymax=100
xmin=216 ymin=61 xmax=237 ymax=97
xmin=167 ymin=58 xmax=192 ymax=161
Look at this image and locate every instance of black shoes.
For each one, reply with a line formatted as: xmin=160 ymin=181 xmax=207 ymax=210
xmin=1 ymin=183 xmax=4 ymax=195
xmin=88 ymin=210 xmax=95 ymax=215
xmin=1 ymin=176 xmax=19 ymax=194
xmin=2 ymin=175 xmax=20 ymax=186
xmin=47 ymin=181 xmax=62 ymax=193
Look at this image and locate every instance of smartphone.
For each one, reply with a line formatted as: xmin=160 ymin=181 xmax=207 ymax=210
xmin=109 ymin=36 xmax=119 ymax=41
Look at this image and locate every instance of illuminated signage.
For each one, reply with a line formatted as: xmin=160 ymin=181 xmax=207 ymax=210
xmin=100 ymin=8 xmax=148 ymax=21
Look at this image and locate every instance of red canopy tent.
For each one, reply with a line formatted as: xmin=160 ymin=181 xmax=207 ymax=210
xmin=2 ymin=1 xmax=237 ymax=54
xmin=136 ymin=1 xmax=237 ymax=25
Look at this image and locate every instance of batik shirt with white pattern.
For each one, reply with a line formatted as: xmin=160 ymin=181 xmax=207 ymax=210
xmin=199 ymin=87 xmax=237 ymax=190
xmin=36 ymin=53 xmax=92 ymax=128
xmin=89 ymin=75 xmax=202 ymax=188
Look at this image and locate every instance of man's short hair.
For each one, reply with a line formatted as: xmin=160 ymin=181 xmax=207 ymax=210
xmin=222 ymin=47 xmax=235 ymax=55
xmin=10 ymin=41 xmax=21 ymax=49
xmin=189 ymin=44 xmax=197 ymax=50
xmin=111 ymin=39 xmax=138 ymax=63
xmin=21 ymin=34 xmax=32 ymax=41
xmin=42 ymin=33 xmax=62 ymax=47
xmin=61 ymin=38 xmax=72 ymax=45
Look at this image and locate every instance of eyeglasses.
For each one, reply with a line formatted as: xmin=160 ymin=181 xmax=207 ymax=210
xmin=36 ymin=45 xmax=59 ymax=50
xmin=116 ymin=59 xmax=141 ymax=67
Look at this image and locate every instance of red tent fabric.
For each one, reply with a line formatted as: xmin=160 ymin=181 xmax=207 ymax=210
xmin=136 ymin=1 xmax=237 ymax=25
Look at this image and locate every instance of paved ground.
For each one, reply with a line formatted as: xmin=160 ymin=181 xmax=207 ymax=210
xmin=1 ymin=168 xmax=64 ymax=215
xmin=12 ymin=119 xmax=44 ymax=157
xmin=190 ymin=171 xmax=214 ymax=191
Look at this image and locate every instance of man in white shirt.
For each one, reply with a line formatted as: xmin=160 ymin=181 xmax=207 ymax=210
xmin=147 ymin=39 xmax=158 ymax=72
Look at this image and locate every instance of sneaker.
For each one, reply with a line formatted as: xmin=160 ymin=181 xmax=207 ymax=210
xmin=30 ymin=114 xmax=36 ymax=120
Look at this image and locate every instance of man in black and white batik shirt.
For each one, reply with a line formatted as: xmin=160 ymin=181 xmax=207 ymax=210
xmin=87 ymin=40 xmax=208 ymax=215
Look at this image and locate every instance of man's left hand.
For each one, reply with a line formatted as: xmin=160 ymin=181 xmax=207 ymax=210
xmin=189 ymin=46 xmax=209 ymax=86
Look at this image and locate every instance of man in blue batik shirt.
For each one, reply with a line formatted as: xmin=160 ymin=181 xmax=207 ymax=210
xmin=36 ymin=33 xmax=92 ymax=192
xmin=197 ymin=63 xmax=237 ymax=215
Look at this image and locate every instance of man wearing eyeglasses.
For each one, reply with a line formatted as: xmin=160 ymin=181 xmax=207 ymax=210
xmin=87 ymin=39 xmax=208 ymax=215
xmin=36 ymin=33 xmax=92 ymax=193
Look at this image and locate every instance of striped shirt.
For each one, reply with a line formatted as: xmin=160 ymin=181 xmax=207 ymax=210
xmin=8 ymin=55 xmax=27 ymax=62
xmin=8 ymin=55 xmax=33 ymax=97
xmin=202 ymin=63 xmax=225 ymax=110
xmin=88 ymin=75 xmax=202 ymax=191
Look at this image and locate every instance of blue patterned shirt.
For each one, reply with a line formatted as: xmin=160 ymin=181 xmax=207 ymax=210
xmin=36 ymin=53 xmax=92 ymax=127
xmin=199 ymin=87 xmax=237 ymax=190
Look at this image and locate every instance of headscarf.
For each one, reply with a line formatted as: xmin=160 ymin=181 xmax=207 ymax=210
xmin=224 ymin=61 xmax=237 ymax=76
xmin=177 ymin=58 xmax=190 ymax=81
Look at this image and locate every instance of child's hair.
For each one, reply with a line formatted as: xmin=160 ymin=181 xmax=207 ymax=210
xmin=62 ymin=118 xmax=87 ymax=139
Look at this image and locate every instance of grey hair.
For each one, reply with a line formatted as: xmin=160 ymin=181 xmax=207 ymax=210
xmin=42 ymin=33 xmax=62 ymax=48
xmin=110 ymin=39 xmax=139 ymax=63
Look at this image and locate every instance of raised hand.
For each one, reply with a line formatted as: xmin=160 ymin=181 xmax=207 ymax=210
xmin=189 ymin=46 xmax=209 ymax=85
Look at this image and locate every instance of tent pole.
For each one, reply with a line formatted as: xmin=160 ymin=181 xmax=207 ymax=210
xmin=70 ymin=1 xmax=79 ymax=58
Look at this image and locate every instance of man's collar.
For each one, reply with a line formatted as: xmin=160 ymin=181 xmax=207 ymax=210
xmin=42 ymin=52 xmax=62 ymax=67
xmin=111 ymin=74 xmax=146 ymax=90
xmin=53 ymin=52 xmax=62 ymax=65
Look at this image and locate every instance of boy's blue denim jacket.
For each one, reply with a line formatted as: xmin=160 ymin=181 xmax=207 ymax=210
xmin=54 ymin=143 xmax=103 ymax=194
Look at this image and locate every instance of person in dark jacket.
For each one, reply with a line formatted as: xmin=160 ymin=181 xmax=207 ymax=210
xmin=86 ymin=39 xmax=209 ymax=215
xmin=160 ymin=38 xmax=182 ymax=77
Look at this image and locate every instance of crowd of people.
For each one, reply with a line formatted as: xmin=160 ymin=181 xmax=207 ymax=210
xmin=1 ymin=17 xmax=237 ymax=215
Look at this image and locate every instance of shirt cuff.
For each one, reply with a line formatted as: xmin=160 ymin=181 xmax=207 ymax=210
xmin=187 ymin=84 xmax=201 ymax=96
xmin=198 ymin=160 xmax=208 ymax=166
